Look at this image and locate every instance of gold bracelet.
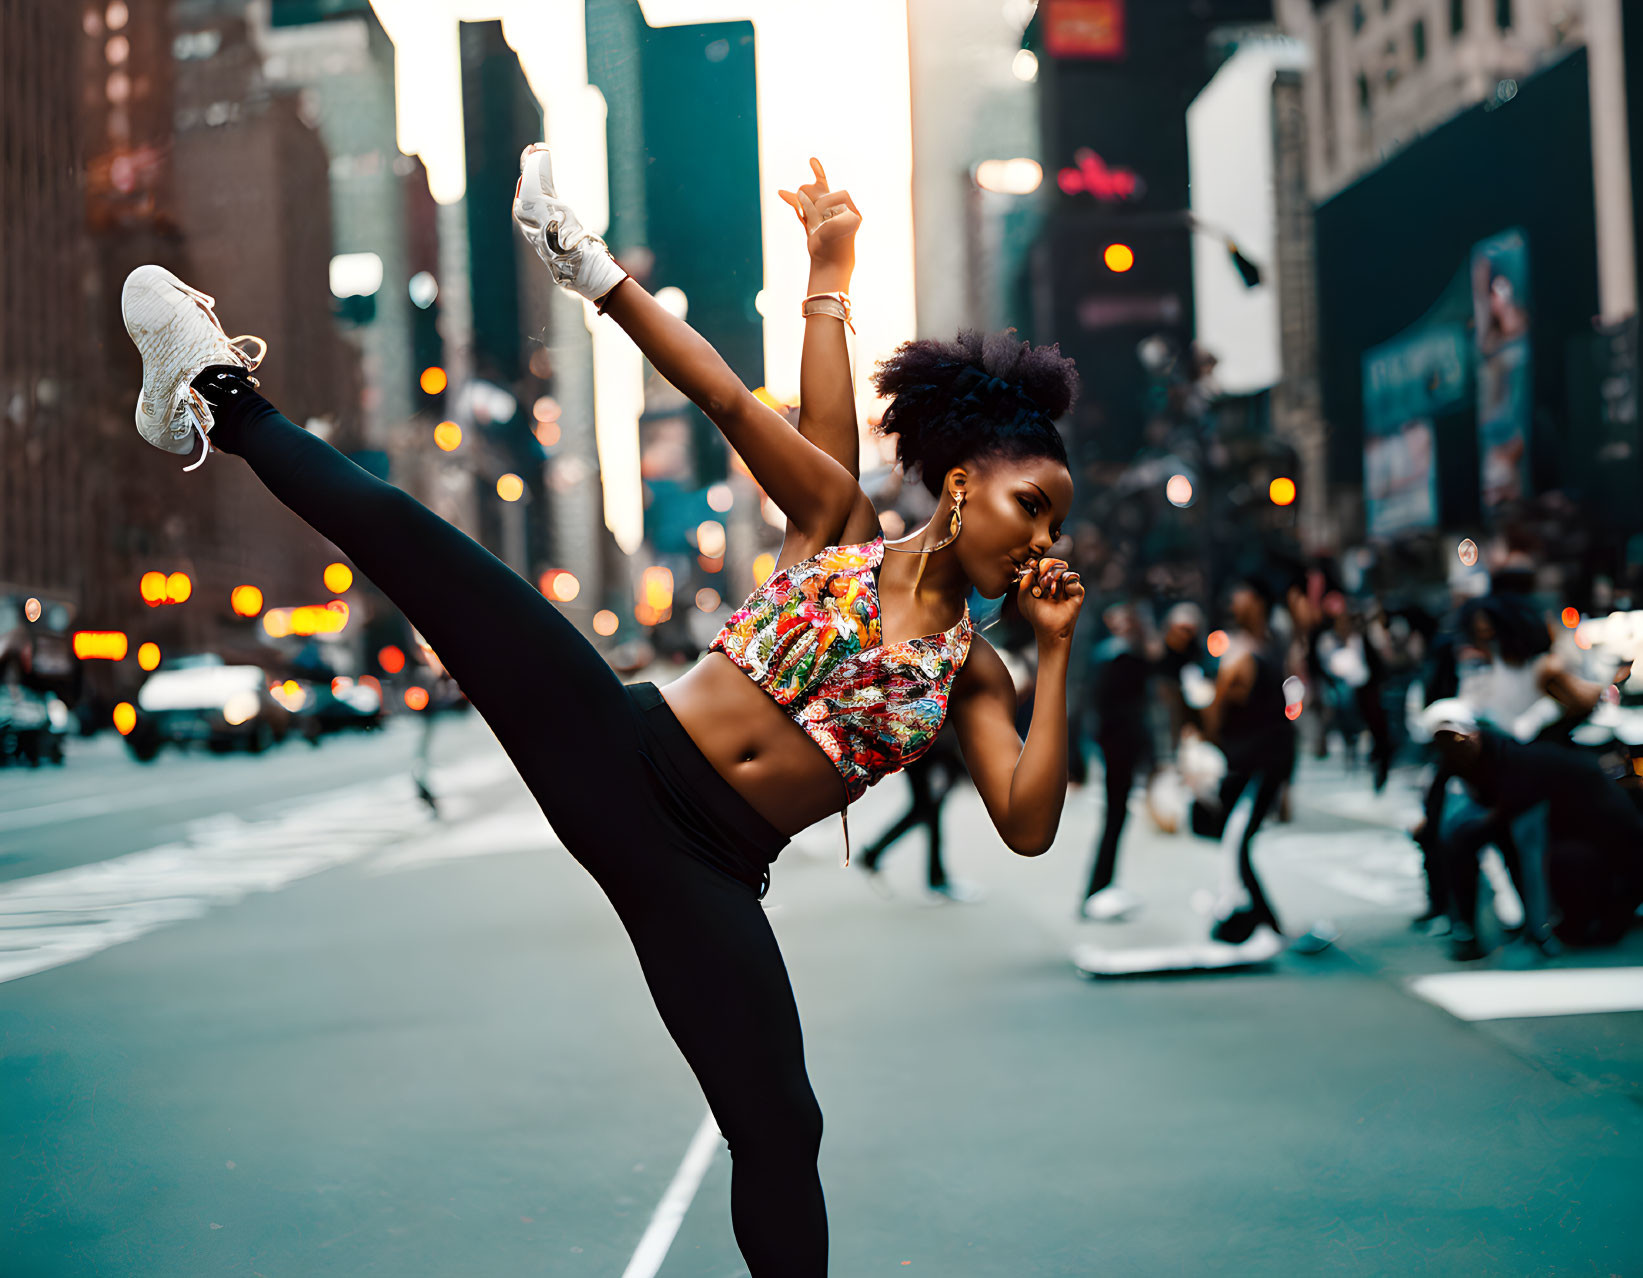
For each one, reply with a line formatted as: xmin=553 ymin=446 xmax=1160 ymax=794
xmin=801 ymin=291 xmax=854 ymax=333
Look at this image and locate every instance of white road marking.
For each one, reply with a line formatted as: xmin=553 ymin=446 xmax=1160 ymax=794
xmin=1408 ymin=968 xmax=1643 ymax=1021
xmin=621 ymin=1110 xmax=723 ymax=1278
xmin=0 ymin=754 xmax=516 ymax=985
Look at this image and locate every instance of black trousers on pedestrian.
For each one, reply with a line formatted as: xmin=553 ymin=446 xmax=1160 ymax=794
xmin=1214 ymin=757 xmax=1290 ymax=933
xmin=201 ymin=374 xmax=825 ymax=1277
xmin=858 ymin=751 xmax=955 ymax=887
xmin=1085 ymin=730 xmax=1145 ymax=899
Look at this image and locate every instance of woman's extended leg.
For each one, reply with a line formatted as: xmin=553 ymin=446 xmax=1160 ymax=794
xmin=199 ymin=372 xmax=640 ymax=863
xmin=615 ymin=856 xmax=827 ymax=1277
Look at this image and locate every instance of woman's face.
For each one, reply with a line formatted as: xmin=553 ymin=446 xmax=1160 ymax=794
xmin=949 ymin=454 xmax=1075 ymax=599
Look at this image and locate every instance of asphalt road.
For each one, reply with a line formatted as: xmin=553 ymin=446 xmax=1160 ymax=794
xmin=3 ymin=711 xmax=1640 ymax=1276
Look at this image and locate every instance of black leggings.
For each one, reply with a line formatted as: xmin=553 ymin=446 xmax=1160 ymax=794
xmin=202 ymin=374 xmax=827 ymax=1276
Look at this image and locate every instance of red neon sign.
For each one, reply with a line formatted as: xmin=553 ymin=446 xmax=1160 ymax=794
xmin=1056 ymin=148 xmax=1145 ymax=203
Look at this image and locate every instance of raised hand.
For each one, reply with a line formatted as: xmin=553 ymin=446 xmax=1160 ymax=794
xmin=1015 ymin=557 xmax=1084 ymax=645
xmin=778 ymin=157 xmax=860 ymax=275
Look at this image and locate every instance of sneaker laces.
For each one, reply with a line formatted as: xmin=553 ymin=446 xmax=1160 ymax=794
xmin=165 ymin=281 xmax=265 ymax=473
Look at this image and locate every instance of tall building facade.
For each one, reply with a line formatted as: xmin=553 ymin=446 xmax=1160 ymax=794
xmin=1285 ymin=0 xmax=1587 ymax=200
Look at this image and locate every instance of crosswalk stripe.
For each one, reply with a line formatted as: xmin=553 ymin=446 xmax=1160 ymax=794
xmin=0 ymin=754 xmax=517 ymax=985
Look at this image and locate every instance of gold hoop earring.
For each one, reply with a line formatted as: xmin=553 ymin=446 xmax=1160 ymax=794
xmin=932 ymin=490 xmax=963 ymax=550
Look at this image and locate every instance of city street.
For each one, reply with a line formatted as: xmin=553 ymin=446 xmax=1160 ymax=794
xmin=4 ymin=704 xmax=1640 ymax=1277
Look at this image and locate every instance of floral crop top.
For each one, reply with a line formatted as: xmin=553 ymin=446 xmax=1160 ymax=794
xmin=708 ymin=534 xmax=973 ymax=865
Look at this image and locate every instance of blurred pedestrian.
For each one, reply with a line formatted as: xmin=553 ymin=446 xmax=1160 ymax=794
xmin=1315 ymin=602 xmax=1393 ymax=790
xmin=857 ymin=723 xmax=979 ymax=902
xmin=1081 ymin=602 xmax=1152 ymax=921
xmin=1196 ymin=577 xmax=1296 ymax=945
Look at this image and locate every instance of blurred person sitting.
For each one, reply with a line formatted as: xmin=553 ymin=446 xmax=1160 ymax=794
xmin=1422 ymin=701 xmax=1643 ymax=957
xmin=1416 ymin=594 xmax=1604 ymax=949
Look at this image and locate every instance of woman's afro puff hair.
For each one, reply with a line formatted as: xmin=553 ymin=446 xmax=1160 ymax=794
xmin=870 ymin=328 xmax=1079 ymax=497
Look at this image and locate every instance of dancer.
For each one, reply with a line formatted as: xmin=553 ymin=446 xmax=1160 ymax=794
xmin=1198 ymin=577 xmax=1295 ymax=945
xmin=119 ymin=147 xmax=1082 ymax=1276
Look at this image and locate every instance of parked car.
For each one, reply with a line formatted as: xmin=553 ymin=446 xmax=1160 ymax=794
xmin=0 ymin=682 xmax=66 ymax=766
xmin=128 ymin=658 xmax=292 ymax=761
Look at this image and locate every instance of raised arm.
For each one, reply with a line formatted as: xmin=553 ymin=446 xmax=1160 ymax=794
xmin=780 ymin=159 xmax=861 ymax=478
xmin=599 ymin=278 xmax=856 ymax=542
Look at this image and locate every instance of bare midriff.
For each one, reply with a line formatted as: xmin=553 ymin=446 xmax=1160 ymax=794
xmin=658 ymin=650 xmax=848 ymax=838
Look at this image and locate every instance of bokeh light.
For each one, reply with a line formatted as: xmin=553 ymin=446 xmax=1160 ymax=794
xmin=324 ymin=562 xmax=354 ymax=594
xmin=1207 ymin=629 xmax=1230 ymax=659
xmin=378 ymin=644 xmax=405 ymax=674
xmin=696 ymin=587 xmax=722 ymax=612
xmin=165 ymin=572 xmax=192 ymax=604
xmin=404 ymin=686 xmax=430 ymax=711
xmin=592 ymin=610 xmax=619 ymax=637
xmin=113 ymin=702 xmax=137 ymax=736
xmin=1269 ymin=477 xmax=1297 ymax=506
xmin=24 ymin=598 xmax=41 ymax=622
xmin=1103 ymin=242 xmax=1135 ymax=272
xmin=706 ymin=482 xmax=734 ymax=513
xmin=538 ymin=569 xmax=581 ymax=603
xmin=419 ymin=365 xmax=447 ymax=395
xmin=1166 ymin=474 xmax=1194 ymax=507
xmin=753 ymin=552 xmax=777 ymax=585
xmin=137 ymin=642 xmax=160 ymax=671
xmin=434 ymin=421 xmax=462 ymax=451
xmin=1561 ymin=607 xmax=1580 ymax=628
xmin=696 ymin=520 xmax=726 ymax=559
xmin=496 ymin=473 xmax=524 ymax=502
xmin=140 ymin=571 xmax=167 ymax=604
xmin=231 ymin=584 xmax=264 ymax=617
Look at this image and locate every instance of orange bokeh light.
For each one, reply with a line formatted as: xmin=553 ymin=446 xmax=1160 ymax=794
xmin=140 ymin=571 xmax=167 ymax=604
xmin=1207 ymin=629 xmax=1230 ymax=659
xmin=433 ymin=420 xmax=462 ymax=451
xmin=230 ymin=584 xmax=264 ymax=617
xmin=404 ymin=685 xmax=429 ymax=711
xmin=1103 ymin=242 xmax=1135 ymax=273
xmin=137 ymin=641 xmax=160 ymax=671
xmin=419 ymin=366 xmax=447 ymax=395
xmin=1561 ymin=607 xmax=1580 ymax=629
xmin=113 ymin=702 xmax=137 ymax=735
xmin=378 ymin=644 xmax=405 ymax=674
xmin=73 ymin=630 xmax=128 ymax=661
xmin=323 ymin=562 xmax=354 ymax=594
xmin=1269 ymin=477 xmax=1297 ymax=506
xmin=165 ymin=571 xmax=192 ymax=603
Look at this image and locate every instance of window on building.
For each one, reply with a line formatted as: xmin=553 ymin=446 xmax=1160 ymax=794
xmin=1412 ymin=18 xmax=1427 ymax=61
xmin=1353 ymin=3 xmax=1366 ymax=33
xmin=1496 ymin=0 xmax=1512 ymax=29
xmin=1450 ymin=0 xmax=1466 ymax=35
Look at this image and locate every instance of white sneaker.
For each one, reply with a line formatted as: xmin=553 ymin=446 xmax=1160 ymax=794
xmin=121 ymin=265 xmax=266 ymax=471
xmin=1081 ymin=885 xmax=1143 ymax=922
xmin=512 ymin=144 xmax=627 ymax=306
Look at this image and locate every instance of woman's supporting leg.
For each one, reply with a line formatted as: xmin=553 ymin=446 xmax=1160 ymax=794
xmin=200 ymin=373 xmax=640 ymax=865
xmin=616 ymin=860 xmax=827 ymax=1277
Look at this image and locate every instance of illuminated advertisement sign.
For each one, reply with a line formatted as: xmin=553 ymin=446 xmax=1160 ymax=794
xmin=1056 ymin=148 xmax=1145 ymax=202
xmin=1045 ymin=0 xmax=1126 ymax=60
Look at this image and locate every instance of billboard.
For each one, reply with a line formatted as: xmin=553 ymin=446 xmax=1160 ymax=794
xmin=1044 ymin=0 xmax=1126 ymax=60
xmin=1472 ymin=229 xmax=1533 ymax=513
xmin=1363 ymin=322 xmax=1469 ymax=537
